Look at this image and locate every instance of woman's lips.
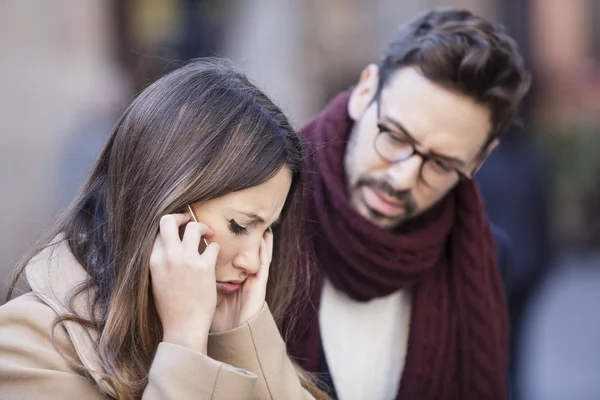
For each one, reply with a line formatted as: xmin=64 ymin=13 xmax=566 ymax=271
xmin=216 ymin=281 xmax=243 ymax=294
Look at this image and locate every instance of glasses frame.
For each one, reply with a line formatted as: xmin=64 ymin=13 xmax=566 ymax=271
xmin=372 ymin=89 xmax=494 ymax=190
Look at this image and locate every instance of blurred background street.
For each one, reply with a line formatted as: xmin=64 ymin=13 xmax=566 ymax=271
xmin=1 ymin=1 xmax=600 ymax=398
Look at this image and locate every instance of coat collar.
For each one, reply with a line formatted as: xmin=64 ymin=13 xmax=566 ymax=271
xmin=25 ymin=239 xmax=116 ymax=397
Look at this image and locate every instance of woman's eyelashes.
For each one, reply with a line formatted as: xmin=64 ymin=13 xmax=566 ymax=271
xmin=228 ymin=219 xmax=274 ymax=236
xmin=228 ymin=219 xmax=249 ymax=236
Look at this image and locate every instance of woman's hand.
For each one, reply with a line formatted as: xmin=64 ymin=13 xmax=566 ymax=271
xmin=150 ymin=213 xmax=220 ymax=354
xmin=210 ymin=231 xmax=273 ymax=333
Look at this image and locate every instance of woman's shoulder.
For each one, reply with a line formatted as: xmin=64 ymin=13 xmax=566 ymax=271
xmin=0 ymin=291 xmax=78 ymax=367
xmin=1 ymin=291 xmax=58 ymax=323
xmin=0 ymin=291 xmax=57 ymax=325
xmin=0 ymin=293 xmax=107 ymax=399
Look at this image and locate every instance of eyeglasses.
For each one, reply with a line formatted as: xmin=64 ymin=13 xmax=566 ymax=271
xmin=373 ymin=93 xmax=477 ymax=191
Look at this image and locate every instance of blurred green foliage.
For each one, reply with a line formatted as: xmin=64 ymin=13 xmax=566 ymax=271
xmin=541 ymin=125 xmax=600 ymax=250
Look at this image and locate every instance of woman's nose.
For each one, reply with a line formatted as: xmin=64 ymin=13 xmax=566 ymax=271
xmin=231 ymin=241 xmax=261 ymax=275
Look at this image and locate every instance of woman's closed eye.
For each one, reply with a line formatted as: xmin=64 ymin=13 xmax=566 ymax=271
xmin=229 ymin=218 xmax=275 ymax=236
xmin=229 ymin=219 xmax=249 ymax=236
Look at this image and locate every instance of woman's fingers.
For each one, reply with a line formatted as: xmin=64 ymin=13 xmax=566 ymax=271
xmin=200 ymin=242 xmax=220 ymax=269
xmin=256 ymin=233 xmax=272 ymax=282
xmin=149 ymin=235 xmax=167 ymax=271
xmin=181 ymin=222 xmax=213 ymax=256
xmin=159 ymin=213 xmax=191 ymax=248
xmin=266 ymin=231 xmax=274 ymax=265
xmin=151 ymin=213 xmax=219 ymax=354
xmin=258 ymin=236 xmax=267 ymax=268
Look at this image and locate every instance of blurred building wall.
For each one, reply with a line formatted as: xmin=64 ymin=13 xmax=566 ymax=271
xmin=221 ymin=0 xmax=494 ymax=126
xmin=531 ymin=0 xmax=600 ymax=124
xmin=0 ymin=0 xmax=121 ymax=300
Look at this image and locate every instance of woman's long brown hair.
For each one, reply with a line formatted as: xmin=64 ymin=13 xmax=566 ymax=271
xmin=7 ymin=59 xmax=326 ymax=399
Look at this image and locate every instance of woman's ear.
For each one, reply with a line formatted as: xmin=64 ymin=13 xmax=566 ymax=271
xmin=348 ymin=64 xmax=379 ymax=121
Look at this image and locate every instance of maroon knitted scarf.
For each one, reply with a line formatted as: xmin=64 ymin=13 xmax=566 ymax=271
xmin=287 ymin=90 xmax=508 ymax=399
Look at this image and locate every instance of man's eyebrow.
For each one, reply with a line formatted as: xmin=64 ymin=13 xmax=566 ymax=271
xmin=428 ymin=151 xmax=469 ymax=168
xmin=382 ymin=115 xmax=415 ymax=141
xmin=383 ymin=115 xmax=469 ymax=168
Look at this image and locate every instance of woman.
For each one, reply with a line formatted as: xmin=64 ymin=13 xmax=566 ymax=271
xmin=0 ymin=59 xmax=325 ymax=400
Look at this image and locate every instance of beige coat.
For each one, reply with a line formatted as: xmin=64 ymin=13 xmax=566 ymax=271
xmin=0 ymin=244 xmax=315 ymax=399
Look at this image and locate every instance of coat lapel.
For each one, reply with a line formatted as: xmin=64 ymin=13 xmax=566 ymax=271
xmin=25 ymin=240 xmax=117 ymax=397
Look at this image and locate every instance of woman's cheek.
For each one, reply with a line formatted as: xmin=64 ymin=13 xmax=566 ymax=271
xmin=213 ymin=235 xmax=236 ymax=279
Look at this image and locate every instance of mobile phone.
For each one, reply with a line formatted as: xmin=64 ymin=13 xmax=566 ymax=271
xmin=183 ymin=204 xmax=209 ymax=253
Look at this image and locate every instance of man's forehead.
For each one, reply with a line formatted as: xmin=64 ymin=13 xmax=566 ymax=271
xmin=380 ymin=69 xmax=492 ymax=160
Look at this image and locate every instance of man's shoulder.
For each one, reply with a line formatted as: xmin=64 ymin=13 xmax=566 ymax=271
xmin=298 ymin=114 xmax=325 ymax=150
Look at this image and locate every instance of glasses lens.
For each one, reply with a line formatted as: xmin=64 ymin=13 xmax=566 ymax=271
xmin=421 ymin=162 xmax=459 ymax=190
xmin=374 ymin=131 xmax=413 ymax=162
xmin=374 ymin=130 xmax=461 ymax=192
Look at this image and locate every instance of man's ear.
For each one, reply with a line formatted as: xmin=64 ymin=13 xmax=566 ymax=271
xmin=348 ymin=64 xmax=379 ymax=121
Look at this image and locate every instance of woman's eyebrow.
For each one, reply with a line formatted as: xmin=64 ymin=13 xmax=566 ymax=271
xmin=240 ymin=211 xmax=266 ymax=224
xmin=239 ymin=211 xmax=281 ymax=226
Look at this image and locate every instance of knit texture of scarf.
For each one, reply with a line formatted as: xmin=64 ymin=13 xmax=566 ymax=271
xmin=286 ymin=90 xmax=509 ymax=400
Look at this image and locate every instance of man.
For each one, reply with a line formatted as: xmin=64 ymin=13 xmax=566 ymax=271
xmin=286 ymin=8 xmax=531 ymax=400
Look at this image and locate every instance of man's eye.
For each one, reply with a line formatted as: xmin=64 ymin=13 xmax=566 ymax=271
xmin=379 ymin=125 xmax=410 ymax=144
xmin=228 ymin=219 xmax=249 ymax=236
xmin=432 ymin=160 xmax=454 ymax=173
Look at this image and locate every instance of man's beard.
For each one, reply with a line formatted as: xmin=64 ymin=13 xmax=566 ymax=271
xmin=352 ymin=176 xmax=418 ymax=229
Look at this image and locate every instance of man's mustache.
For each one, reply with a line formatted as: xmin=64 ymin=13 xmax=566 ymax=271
xmin=357 ymin=177 xmax=417 ymax=215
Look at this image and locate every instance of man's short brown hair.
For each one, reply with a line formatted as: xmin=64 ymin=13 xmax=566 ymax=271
xmin=379 ymin=8 xmax=531 ymax=135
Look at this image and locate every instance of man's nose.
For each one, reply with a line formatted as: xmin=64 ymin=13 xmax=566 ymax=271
xmin=386 ymin=155 xmax=422 ymax=190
